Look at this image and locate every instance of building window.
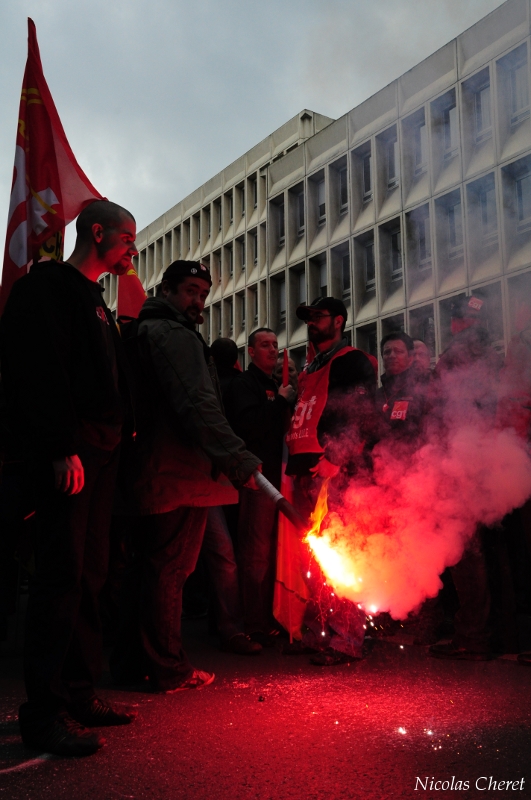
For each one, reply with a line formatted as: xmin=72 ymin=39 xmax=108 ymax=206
xmin=279 ymin=279 xmax=286 ymax=325
xmin=443 ymin=102 xmax=459 ymax=160
xmin=387 ymin=136 xmax=399 ymax=189
xmin=252 ymin=179 xmax=258 ymax=209
xmin=217 ymin=201 xmax=222 ymax=231
xmin=475 ymin=82 xmax=492 ymax=142
xmin=216 ymin=306 xmax=222 ymax=338
xmin=298 ymin=270 xmax=306 ymax=305
xmin=391 ymin=228 xmax=403 ymax=279
xmin=412 ymin=208 xmax=431 ymax=270
xmin=229 ymin=299 xmax=233 ymax=333
xmin=297 ymin=192 xmax=305 ymax=236
xmin=362 ymin=153 xmax=372 ymax=201
xmin=252 ymin=288 xmax=258 ymax=323
xmin=228 ymin=247 xmax=233 ymax=278
xmin=196 ymin=215 xmax=201 ymax=244
xmin=339 ymin=168 xmax=348 ymax=214
xmin=364 ymin=241 xmax=375 ymax=291
xmin=319 ymin=262 xmax=327 ymax=297
xmin=341 ymin=253 xmax=351 ymax=299
xmin=241 ymin=187 xmax=245 ymax=217
xmin=278 ymin=201 xmax=285 ymax=246
xmin=516 ymin=172 xmax=531 ymax=229
xmin=240 ymin=294 xmax=246 ymax=327
xmin=229 ymin=193 xmax=234 ymax=224
xmin=252 ymin=232 xmax=258 ymax=266
xmin=318 ymin=180 xmax=326 ymax=224
xmin=241 ymin=240 xmax=245 ymax=272
xmin=216 ymin=251 xmax=222 ymax=283
xmin=477 ymin=180 xmax=497 ymax=238
xmin=447 ymin=200 xmax=463 ymax=258
xmin=414 ymin=122 xmax=428 ymax=175
xmin=510 ymin=54 xmax=529 ymax=126
xmin=207 ymin=208 xmax=211 ymax=238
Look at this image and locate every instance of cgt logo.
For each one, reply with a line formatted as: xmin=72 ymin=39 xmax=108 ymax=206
xmin=291 ymin=395 xmax=317 ymax=430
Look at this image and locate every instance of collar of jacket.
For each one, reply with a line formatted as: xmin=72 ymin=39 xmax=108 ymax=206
xmin=247 ymin=361 xmax=278 ymax=388
xmin=138 ymin=297 xmax=211 ymax=361
xmin=381 ymin=368 xmax=413 ymax=395
xmin=307 ymin=336 xmax=349 ymax=374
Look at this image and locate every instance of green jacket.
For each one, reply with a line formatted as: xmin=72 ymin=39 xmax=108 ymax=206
xmin=131 ymin=297 xmax=261 ymax=514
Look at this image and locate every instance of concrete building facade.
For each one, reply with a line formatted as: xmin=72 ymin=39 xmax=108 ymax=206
xmin=103 ymin=0 xmax=531 ymax=369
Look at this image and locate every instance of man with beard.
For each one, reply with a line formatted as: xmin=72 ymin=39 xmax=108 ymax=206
xmin=285 ymin=297 xmax=376 ymax=665
xmin=0 ymin=201 xmax=138 ymax=756
xmin=119 ymin=261 xmax=262 ymax=689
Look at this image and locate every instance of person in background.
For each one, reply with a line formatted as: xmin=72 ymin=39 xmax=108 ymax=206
xmin=273 ymin=355 xmax=299 ymax=394
xmin=429 ymin=295 xmax=502 ymax=661
xmin=412 ymin=338 xmax=432 ymax=376
xmin=224 ymin=328 xmax=296 ymax=646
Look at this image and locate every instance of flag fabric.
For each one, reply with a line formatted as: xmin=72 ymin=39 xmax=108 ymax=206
xmin=273 ymin=453 xmax=310 ymax=641
xmin=0 ymin=18 xmax=103 ymax=313
xmin=117 ymin=267 xmax=147 ymax=319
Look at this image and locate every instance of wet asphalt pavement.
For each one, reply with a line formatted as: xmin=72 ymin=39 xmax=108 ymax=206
xmin=1 ymin=621 xmax=531 ymax=800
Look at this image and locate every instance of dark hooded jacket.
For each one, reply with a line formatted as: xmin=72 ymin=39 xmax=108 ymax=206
xmin=129 ymin=297 xmax=261 ymax=514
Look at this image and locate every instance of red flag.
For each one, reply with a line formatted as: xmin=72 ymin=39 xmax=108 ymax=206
xmin=117 ymin=267 xmax=147 ymax=318
xmin=0 ymin=19 xmax=103 ymax=313
xmin=282 ymin=348 xmax=289 ymax=387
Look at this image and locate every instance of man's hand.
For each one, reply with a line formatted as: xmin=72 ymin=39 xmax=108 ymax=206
xmin=309 ymin=457 xmax=340 ymax=480
xmin=243 ymin=464 xmax=262 ymax=491
xmin=52 ymin=455 xmax=85 ymax=495
xmin=278 ymin=384 xmax=296 ymax=404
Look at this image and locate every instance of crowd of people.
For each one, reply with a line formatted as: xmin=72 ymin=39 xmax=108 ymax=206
xmin=1 ymin=200 xmax=530 ymax=758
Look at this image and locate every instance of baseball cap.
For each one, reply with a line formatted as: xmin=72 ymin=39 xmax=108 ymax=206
xmin=296 ymin=296 xmax=348 ymax=322
xmin=162 ymin=260 xmax=212 ymax=286
xmin=450 ymin=295 xmax=483 ymax=319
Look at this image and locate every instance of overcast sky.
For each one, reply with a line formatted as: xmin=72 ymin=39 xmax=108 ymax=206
xmin=1 ymin=0 xmax=505 ymax=255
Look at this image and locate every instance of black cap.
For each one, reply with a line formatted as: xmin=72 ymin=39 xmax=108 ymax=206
xmin=450 ymin=295 xmax=483 ymax=319
xmin=296 ymin=296 xmax=348 ymax=322
xmin=162 ymin=260 xmax=212 ymax=287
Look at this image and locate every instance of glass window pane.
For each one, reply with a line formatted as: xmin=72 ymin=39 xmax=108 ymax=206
xmin=318 ymin=181 xmax=326 ymax=219
xmin=340 ymin=169 xmax=348 ymax=209
xmin=298 ymin=271 xmax=306 ymax=304
xmin=512 ymin=62 xmax=529 ymax=116
xmin=476 ymin=85 xmax=491 ymax=134
xmin=448 ymin=202 xmax=462 ymax=247
xmin=298 ymin=193 xmax=305 ymax=231
xmin=363 ymin=154 xmax=372 ymax=197
xmin=342 ymin=254 xmax=350 ymax=291
xmin=365 ymin=242 xmax=375 ymax=287
xmin=517 ymin=174 xmax=531 ymax=221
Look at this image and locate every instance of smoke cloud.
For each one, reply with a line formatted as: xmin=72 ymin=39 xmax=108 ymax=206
xmin=307 ymin=359 xmax=531 ymax=620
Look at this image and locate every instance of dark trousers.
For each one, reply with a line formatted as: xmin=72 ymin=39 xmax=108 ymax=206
xmin=451 ymin=528 xmax=491 ymax=652
xmin=138 ymin=506 xmax=208 ymax=691
xmin=202 ymin=507 xmax=244 ymax=642
xmin=237 ymin=488 xmax=278 ymax=634
xmin=23 ymin=445 xmax=120 ymax=716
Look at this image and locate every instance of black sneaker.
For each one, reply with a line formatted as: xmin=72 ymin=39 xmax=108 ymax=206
xmin=70 ymin=696 xmax=136 ymax=727
xmin=20 ymin=710 xmax=105 ymax=757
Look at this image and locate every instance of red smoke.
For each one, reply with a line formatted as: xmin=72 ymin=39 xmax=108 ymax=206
xmin=306 ymin=361 xmax=531 ymax=619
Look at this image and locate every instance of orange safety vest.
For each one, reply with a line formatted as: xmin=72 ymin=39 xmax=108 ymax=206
xmin=286 ymin=345 xmax=355 ymax=456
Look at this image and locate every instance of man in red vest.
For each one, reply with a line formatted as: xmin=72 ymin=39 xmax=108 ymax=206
xmin=285 ymin=297 xmax=376 ymax=665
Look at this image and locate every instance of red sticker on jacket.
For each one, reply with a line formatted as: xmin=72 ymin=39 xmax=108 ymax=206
xmin=266 ymin=390 xmax=276 ymax=401
xmin=390 ymin=400 xmax=409 ymax=420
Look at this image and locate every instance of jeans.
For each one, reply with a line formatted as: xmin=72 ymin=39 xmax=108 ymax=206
xmin=202 ymin=507 xmax=244 ymax=641
xmin=237 ymin=488 xmax=278 ymax=634
xmin=137 ymin=506 xmax=208 ymax=691
xmin=23 ymin=444 xmax=120 ymax=716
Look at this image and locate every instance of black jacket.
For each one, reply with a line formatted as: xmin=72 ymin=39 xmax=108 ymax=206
xmin=0 ymin=261 xmax=130 ymax=460
xmin=224 ymin=362 xmax=290 ymax=488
